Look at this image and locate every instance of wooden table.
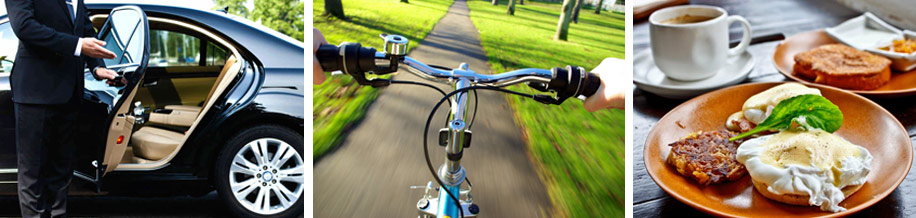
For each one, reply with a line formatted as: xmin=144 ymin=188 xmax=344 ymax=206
xmin=633 ymin=0 xmax=916 ymax=217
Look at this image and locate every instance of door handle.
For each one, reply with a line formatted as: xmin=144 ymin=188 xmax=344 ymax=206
xmin=142 ymin=79 xmax=158 ymax=87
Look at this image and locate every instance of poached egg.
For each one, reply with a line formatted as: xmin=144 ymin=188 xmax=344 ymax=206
xmin=736 ymin=129 xmax=872 ymax=212
xmin=727 ymin=83 xmax=822 ymax=130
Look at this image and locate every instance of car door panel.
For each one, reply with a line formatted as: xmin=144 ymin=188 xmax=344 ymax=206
xmin=79 ymin=6 xmax=150 ymax=176
xmin=135 ymin=68 xmax=219 ymax=110
xmin=102 ymin=83 xmax=139 ymax=173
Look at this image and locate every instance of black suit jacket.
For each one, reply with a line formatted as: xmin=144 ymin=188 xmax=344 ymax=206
xmin=5 ymin=0 xmax=105 ymax=104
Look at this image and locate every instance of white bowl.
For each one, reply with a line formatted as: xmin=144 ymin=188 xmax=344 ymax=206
xmin=825 ymin=12 xmax=902 ymax=50
xmin=866 ymin=30 xmax=916 ymax=72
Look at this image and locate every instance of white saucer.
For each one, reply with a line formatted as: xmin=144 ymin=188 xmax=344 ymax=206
xmin=633 ymin=50 xmax=755 ymax=99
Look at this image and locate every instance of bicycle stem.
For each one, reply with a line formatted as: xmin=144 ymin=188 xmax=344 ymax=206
xmin=446 ymin=73 xmax=471 ymax=173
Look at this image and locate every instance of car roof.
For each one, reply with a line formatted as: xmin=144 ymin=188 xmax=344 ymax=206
xmin=1 ymin=1 xmax=304 ymax=70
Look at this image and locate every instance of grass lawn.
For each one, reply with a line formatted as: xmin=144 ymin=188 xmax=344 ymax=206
xmin=467 ymin=0 xmax=625 ymax=217
xmin=313 ymin=0 xmax=452 ymax=159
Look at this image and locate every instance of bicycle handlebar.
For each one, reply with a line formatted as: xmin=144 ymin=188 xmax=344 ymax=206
xmin=316 ymin=38 xmax=601 ymax=105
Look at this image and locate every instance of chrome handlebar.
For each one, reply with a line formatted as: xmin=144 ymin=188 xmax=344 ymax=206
xmin=315 ymin=34 xmax=600 ymax=105
xmin=389 ymin=52 xmax=554 ymax=87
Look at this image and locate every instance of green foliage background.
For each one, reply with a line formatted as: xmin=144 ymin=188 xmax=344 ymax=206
xmin=213 ymin=0 xmax=305 ymax=41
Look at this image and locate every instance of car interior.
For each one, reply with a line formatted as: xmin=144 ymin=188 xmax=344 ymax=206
xmin=90 ymin=16 xmax=242 ymax=171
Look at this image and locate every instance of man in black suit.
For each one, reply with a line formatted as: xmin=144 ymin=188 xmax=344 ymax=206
xmin=4 ymin=0 xmax=121 ymax=217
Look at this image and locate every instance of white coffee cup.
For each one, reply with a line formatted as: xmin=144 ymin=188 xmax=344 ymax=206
xmin=649 ymin=5 xmax=752 ymax=81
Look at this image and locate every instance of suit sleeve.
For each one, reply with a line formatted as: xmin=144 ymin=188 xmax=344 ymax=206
xmin=79 ymin=2 xmax=106 ymax=79
xmin=4 ymin=0 xmax=80 ymax=56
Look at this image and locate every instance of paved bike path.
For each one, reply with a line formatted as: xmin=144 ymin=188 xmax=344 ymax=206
xmin=314 ymin=0 xmax=553 ymax=217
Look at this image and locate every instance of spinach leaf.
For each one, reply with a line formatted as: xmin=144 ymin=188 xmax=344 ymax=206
xmin=729 ymin=94 xmax=843 ymax=141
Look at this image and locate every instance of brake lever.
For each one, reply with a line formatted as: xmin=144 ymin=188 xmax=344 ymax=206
xmin=530 ymin=66 xmax=598 ymax=105
xmin=526 ymin=81 xmax=549 ymax=92
xmin=527 ymin=82 xmax=561 ymax=104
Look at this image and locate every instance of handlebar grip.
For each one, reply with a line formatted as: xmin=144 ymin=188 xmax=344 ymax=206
xmin=581 ymin=72 xmax=600 ymax=97
xmin=535 ymin=65 xmax=601 ymax=105
xmin=316 ymin=44 xmax=342 ymax=72
xmin=314 ymin=42 xmax=381 ymax=86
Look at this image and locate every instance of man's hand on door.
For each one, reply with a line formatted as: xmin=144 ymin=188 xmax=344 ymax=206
xmin=80 ymin=38 xmax=117 ymax=59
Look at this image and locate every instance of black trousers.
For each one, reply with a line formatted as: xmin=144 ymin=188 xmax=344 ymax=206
xmin=14 ymin=101 xmax=78 ymax=218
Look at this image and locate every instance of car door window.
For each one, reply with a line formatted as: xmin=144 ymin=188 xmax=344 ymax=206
xmin=84 ymin=7 xmax=148 ymax=108
xmin=101 ymin=9 xmax=144 ymax=67
xmin=149 ymin=30 xmax=200 ymax=67
xmin=206 ymin=42 xmax=229 ymax=66
xmin=0 ymin=23 xmax=17 ymax=74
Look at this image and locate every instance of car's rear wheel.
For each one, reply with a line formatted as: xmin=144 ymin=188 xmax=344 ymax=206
xmin=215 ymin=125 xmax=304 ymax=218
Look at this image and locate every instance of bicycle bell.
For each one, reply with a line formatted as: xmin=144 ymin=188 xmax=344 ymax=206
xmin=381 ymin=33 xmax=408 ymax=56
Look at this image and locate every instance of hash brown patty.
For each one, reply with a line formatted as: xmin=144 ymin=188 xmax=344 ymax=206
xmin=666 ymin=130 xmax=747 ymax=185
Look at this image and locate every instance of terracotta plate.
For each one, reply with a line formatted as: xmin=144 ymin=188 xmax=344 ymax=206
xmin=644 ymin=82 xmax=913 ymax=217
xmin=774 ymin=30 xmax=916 ymax=97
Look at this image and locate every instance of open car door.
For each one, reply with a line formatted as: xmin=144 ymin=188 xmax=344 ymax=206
xmin=74 ymin=6 xmax=149 ymax=183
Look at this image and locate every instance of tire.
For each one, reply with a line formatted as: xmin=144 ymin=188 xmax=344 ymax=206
xmin=215 ymin=125 xmax=304 ymax=218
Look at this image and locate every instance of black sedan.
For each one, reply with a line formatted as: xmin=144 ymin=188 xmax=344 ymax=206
xmin=0 ymin=2 xmax=304 ymax=217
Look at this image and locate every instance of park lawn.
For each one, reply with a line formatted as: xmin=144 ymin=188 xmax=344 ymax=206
xmin=313 ymin=0 xmax=452 ymax=159
xmin=467 ymin=0 xmax=625 ymax=217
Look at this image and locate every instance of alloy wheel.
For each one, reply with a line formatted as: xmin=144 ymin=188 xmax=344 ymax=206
xmin=228 ymin=138 xmax=304 ymax=215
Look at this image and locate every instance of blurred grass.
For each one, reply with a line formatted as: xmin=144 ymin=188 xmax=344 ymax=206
xmin=312 ymin=0 xmax=452 ymax=159
xmin=466 ymin=0 xmax=625 ymax=217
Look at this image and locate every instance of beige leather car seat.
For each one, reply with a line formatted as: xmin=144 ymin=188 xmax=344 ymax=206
xmin=130 ymin=56 xmax=238 ymax=161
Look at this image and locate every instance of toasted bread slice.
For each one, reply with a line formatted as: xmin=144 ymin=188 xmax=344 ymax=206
xmin=794 ymin=44 xmax=891 ymax=90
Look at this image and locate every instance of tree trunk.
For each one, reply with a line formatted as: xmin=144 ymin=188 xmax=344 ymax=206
xmin=519 ymin=0 xmax=524 ymax=5
xmin=554 ymin=0 xmax=575 ymax=41
xmin=507 ymin=0 xmax=516 ymax=15
xmin=595 ymin=0 xmax=604 ymax=14
xmin=401 ymin=0 xmax=408 ymax=3
xmin=492 ymin=0 xmax=498 ymax=6
xmin=324 ymin=0 xmax=345 ymax=19
xmin=572 ymin=0 xmax=582 ymax=24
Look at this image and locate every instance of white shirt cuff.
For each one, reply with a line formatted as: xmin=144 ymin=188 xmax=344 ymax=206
xmin=74 ymin=38 xmax=83 ymax=57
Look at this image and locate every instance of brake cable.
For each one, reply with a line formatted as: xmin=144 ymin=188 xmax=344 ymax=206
xmin=389 ymin=80 xmax=448 ymax=97
xmin=467 ymin=90 xmax=479 ymax=129
xmin=423 ymin=86 xmax=535 ymax=218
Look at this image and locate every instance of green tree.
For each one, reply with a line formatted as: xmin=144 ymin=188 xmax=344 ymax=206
xmin=554 ymin=0 xmax=575 ymax=41
xmin=250 ymin=0 xmax=305 ymax=41
xmin=214 ymin=0 xmax=305 ymax=41
xmin=507 ymin=0 xmax=516 ymax=15
xmin=213 ymin=0 xmax=250 ymax=18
